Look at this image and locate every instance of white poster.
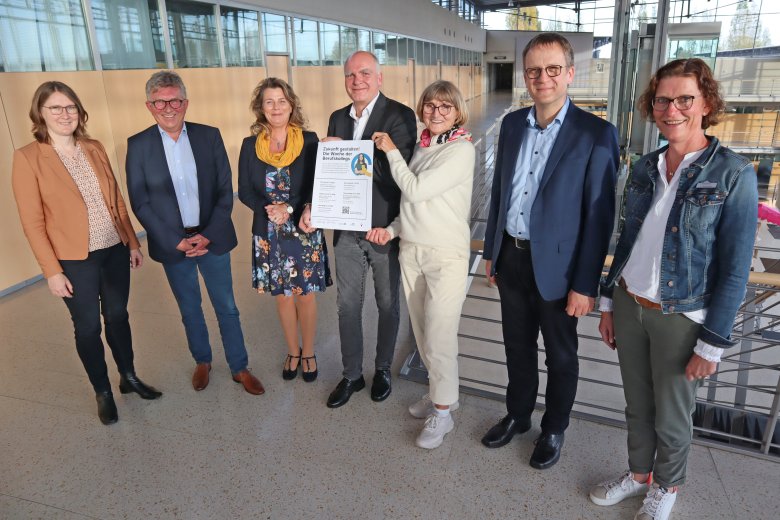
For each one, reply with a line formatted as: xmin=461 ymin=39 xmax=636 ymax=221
xmin=310 ymin=140 xmax=374 ymax=231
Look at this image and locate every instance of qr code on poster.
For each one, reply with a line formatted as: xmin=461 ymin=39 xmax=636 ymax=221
xmin=341 ymin=206 xmax=350 ymax=214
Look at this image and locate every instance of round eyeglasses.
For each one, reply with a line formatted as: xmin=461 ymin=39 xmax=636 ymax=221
xmin=43 ymin=105 xmax=78 ymax=115
xmin=149 ymin=98 xmax=185 ymax=110
xmin=422 ymin=103 xmax=454 ymax=116
xmin=652 ymin=95 xmax=695 ymax=111
xmin=524 ymin=65 xmax=565 ymax=79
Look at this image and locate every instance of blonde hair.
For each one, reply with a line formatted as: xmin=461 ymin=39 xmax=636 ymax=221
xmin=416 ymin=80 xmax=468 ymax=127
xmin=249 ymin=77 xmax=307 ymax=135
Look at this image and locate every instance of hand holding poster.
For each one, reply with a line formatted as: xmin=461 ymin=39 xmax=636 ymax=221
xmin=310 ymin=140 xmax=374 ymax=231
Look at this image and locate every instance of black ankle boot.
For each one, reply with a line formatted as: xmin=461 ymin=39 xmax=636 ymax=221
xmin=119 ymin=372 xmax=162 ymax=400
xmin=96 ymin=391 xmax=118 ymax=425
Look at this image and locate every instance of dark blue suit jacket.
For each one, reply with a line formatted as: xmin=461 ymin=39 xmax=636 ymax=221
xmin=484 ymin=103 xmax=619 ymax=301
xmin=125 ymin=122 xmax=238 ymax=264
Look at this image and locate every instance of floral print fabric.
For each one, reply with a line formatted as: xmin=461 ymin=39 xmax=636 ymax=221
xmin=252 ymin=165 xmax=331 ymax=296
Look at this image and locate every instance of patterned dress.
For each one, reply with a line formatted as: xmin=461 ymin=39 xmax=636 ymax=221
xmin=252 ymin=165 xmax=331 ymax=296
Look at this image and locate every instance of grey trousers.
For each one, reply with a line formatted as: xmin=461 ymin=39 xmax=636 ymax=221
xmin=613 ymin=285 xmax=702 ymax=488
xmin=334 ymin=231 xmax=401 ymax=380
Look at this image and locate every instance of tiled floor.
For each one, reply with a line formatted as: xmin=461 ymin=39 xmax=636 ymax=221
xmin=2 ymin=92 xmax=778 ymax=519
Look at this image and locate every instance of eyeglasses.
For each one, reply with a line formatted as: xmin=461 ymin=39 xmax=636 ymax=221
xmin=148 ymin=98 xmax=186 ymax=110
xmin=43 ymin=105 xmax=78 ymax=115
xmin=652 ymin=95 xmax=695 ymax=111
xmin=524 ymin=65 xmax=565 ymax=79
xmin=422 ymin=103 xmax=454 ymax=116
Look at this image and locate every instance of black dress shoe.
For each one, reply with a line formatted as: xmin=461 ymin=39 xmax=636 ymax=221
xmin=530 ymin=432 xmax=565 ymax=470
xmin=119 ymin=372 xmax=162 ymax=400
xmin=326 ymin=376 xmax=365 ymax=408
xmin=96 ymin=391 xmax=118 ymax=425
xmin=370 ymin=369 xmax=392 ymax=402
xmin=481 ymin=414 xmax=532 ymax=448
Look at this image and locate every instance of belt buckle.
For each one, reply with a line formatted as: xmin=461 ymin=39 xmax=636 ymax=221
xmin=514 ymin=236 xmax=528 ymax=249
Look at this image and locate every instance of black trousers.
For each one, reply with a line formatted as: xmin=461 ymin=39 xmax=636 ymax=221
xmin=495 ymin=234 xmax=579 ymax=434
xmin=60 ymin=243 xmax=135 ymax=393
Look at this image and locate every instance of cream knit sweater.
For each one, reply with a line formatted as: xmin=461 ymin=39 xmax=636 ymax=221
xmin=385 ymin=137 xmax=475 ymax=251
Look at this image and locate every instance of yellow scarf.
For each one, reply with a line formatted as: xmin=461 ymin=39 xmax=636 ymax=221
xmin=255 ymin=126 xmax=304 ymax=168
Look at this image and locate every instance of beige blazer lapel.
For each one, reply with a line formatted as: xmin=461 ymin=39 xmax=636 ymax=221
xmin=36 ymin=141 xmax=82 ymax=198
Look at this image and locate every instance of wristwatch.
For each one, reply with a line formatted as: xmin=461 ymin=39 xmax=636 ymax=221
xmin=285 ymin=203 xmax=293 ymax=214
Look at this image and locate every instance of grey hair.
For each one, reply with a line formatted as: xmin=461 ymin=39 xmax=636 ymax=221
xmin=343 ymin=50 xmax=381 ymax=74
xmin=145 ymin=70 xmax=187 ymax=100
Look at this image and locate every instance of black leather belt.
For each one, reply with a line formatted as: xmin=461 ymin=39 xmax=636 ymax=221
xmin=504 ymin=230 xmax=530 ymax=250
xmin=183 ymin=225 xmax=201 ymax=237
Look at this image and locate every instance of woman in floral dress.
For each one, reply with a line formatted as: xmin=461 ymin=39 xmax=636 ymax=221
xmin=238 ymin=78 xmax=331 ymax=382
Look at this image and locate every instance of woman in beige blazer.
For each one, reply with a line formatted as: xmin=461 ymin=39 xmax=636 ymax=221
xmin=12 ymin=81 xmax=161 ymax=425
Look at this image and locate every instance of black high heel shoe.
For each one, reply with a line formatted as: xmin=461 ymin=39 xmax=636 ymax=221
xmin=301 ymin=354 xmax=318 ymax=383
xmin=95 ymin=391 xmax=118 ymax=425
xmin=282 ymin=352 xmax=301 ymax=380
xmin=119 ymin=372 xmax=162 ymax=399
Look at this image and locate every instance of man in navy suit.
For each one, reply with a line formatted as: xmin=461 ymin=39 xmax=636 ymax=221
xmin=126 ymin=71 xmax=264 ymax=395
xmin=481 ymin=33 xmax=618 ymax=469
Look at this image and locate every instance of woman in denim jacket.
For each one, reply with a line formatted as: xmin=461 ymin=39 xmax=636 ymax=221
xmin=588 ymin=59 xmax=757 ymax=520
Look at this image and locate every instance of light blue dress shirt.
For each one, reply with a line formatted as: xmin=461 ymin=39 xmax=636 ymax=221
xmin=159 ymin=123 xmax=200 ymax=228
xmin=505 ymin=98 xmax=570 ymax=239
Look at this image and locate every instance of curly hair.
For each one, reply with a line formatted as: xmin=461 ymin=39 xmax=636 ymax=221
xmin=637 ymin=58 xmax=725 ymax=129
xmin=29 ymin=81 xmax=90 ymax=143
xmin=249 ymin=78 xmax=307 ymax=136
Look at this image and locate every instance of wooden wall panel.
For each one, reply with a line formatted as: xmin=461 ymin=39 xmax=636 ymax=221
xmin=0 ymin=89 xmax=41 ymax=288
xmin=292 ymin=66 xmax=350 ymax=137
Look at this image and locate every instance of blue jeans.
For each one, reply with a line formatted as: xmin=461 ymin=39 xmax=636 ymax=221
xmin=162 ymin=252 xmax=248 ymax=374
xmin=334 ymin=231 xmax=400 ymax=380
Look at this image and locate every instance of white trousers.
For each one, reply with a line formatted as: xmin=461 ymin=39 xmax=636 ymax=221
xmin=399 ymin=242 xmax=469 ymax=406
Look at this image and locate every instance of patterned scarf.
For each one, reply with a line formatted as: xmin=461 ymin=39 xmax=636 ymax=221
xmin=255 ymin=125 xmax=304 ymax=168
xmin=420 ymin=125 xmax=472 ymax=147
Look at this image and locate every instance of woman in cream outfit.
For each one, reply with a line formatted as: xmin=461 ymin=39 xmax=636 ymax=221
xmin=369 ymin=80 xmax=475 ymax=449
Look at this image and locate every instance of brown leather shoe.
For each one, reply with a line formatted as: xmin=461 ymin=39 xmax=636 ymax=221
xmin=232 ymin=369 xmax=265 ymax=395
xmin=192 ymin=363 xmax=211 ymax=391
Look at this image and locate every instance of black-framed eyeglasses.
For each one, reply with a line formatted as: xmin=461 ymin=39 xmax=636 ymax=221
xmin=422 ymin=103 xmax=454 ymax=116
xmin=524 ymin=65 xmax=565 ymax=79
xmin=652 ymin=95 xmax=695 ymax=111
xmin=149 ymin=98 xmax=186 ymax=110
xmin=43 ymin=105 xmax=78 ymax=115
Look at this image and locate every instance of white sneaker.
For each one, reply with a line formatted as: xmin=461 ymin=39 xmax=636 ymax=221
xmin=635 ymin=484 xmax=677 ymax=520
xmin=408 ymin=394 xmax=460 ymax=419
xmin=415 ymin=413 xmax=455 ymax=449
xmin=589 ymin=471 xmax=650 ymax=506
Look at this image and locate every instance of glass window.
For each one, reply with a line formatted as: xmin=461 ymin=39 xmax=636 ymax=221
xmin=221 ymin=6 xmax=262 ymax=67
xmin=373 ymin=32 xmax=387 ymax=65
xmin=320 ymin=23 xmax=339 ymax=65
xmin=415 ymin=40 xmax=424 ymax=64
xmin=0 ymin=0 xmax=93 ymax=71
xmin=91 ymin=0 xmax=164 ymax=69
xmin=397 ymin=37 xmax=409 ymax=63
xmin=263 ymin=12 xmax=287 ymax=53
xmin=385 ymin=34 xmax=399 ymax=65
xmin=293 ymin=18 xmax=319 ymax=66
xmin=357 ymin=29 xmax=370 ymax=53
xmin=340 ymin=26 xmax=357 ymax=60
xmin=166 ymin=0 xmax=219 ymax=68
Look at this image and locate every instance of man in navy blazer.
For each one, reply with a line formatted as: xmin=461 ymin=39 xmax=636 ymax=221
xmin=481 ymin=34 xmax=618 ymax=469
xmin=126 ymin=71 xmax=264 ymax=396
